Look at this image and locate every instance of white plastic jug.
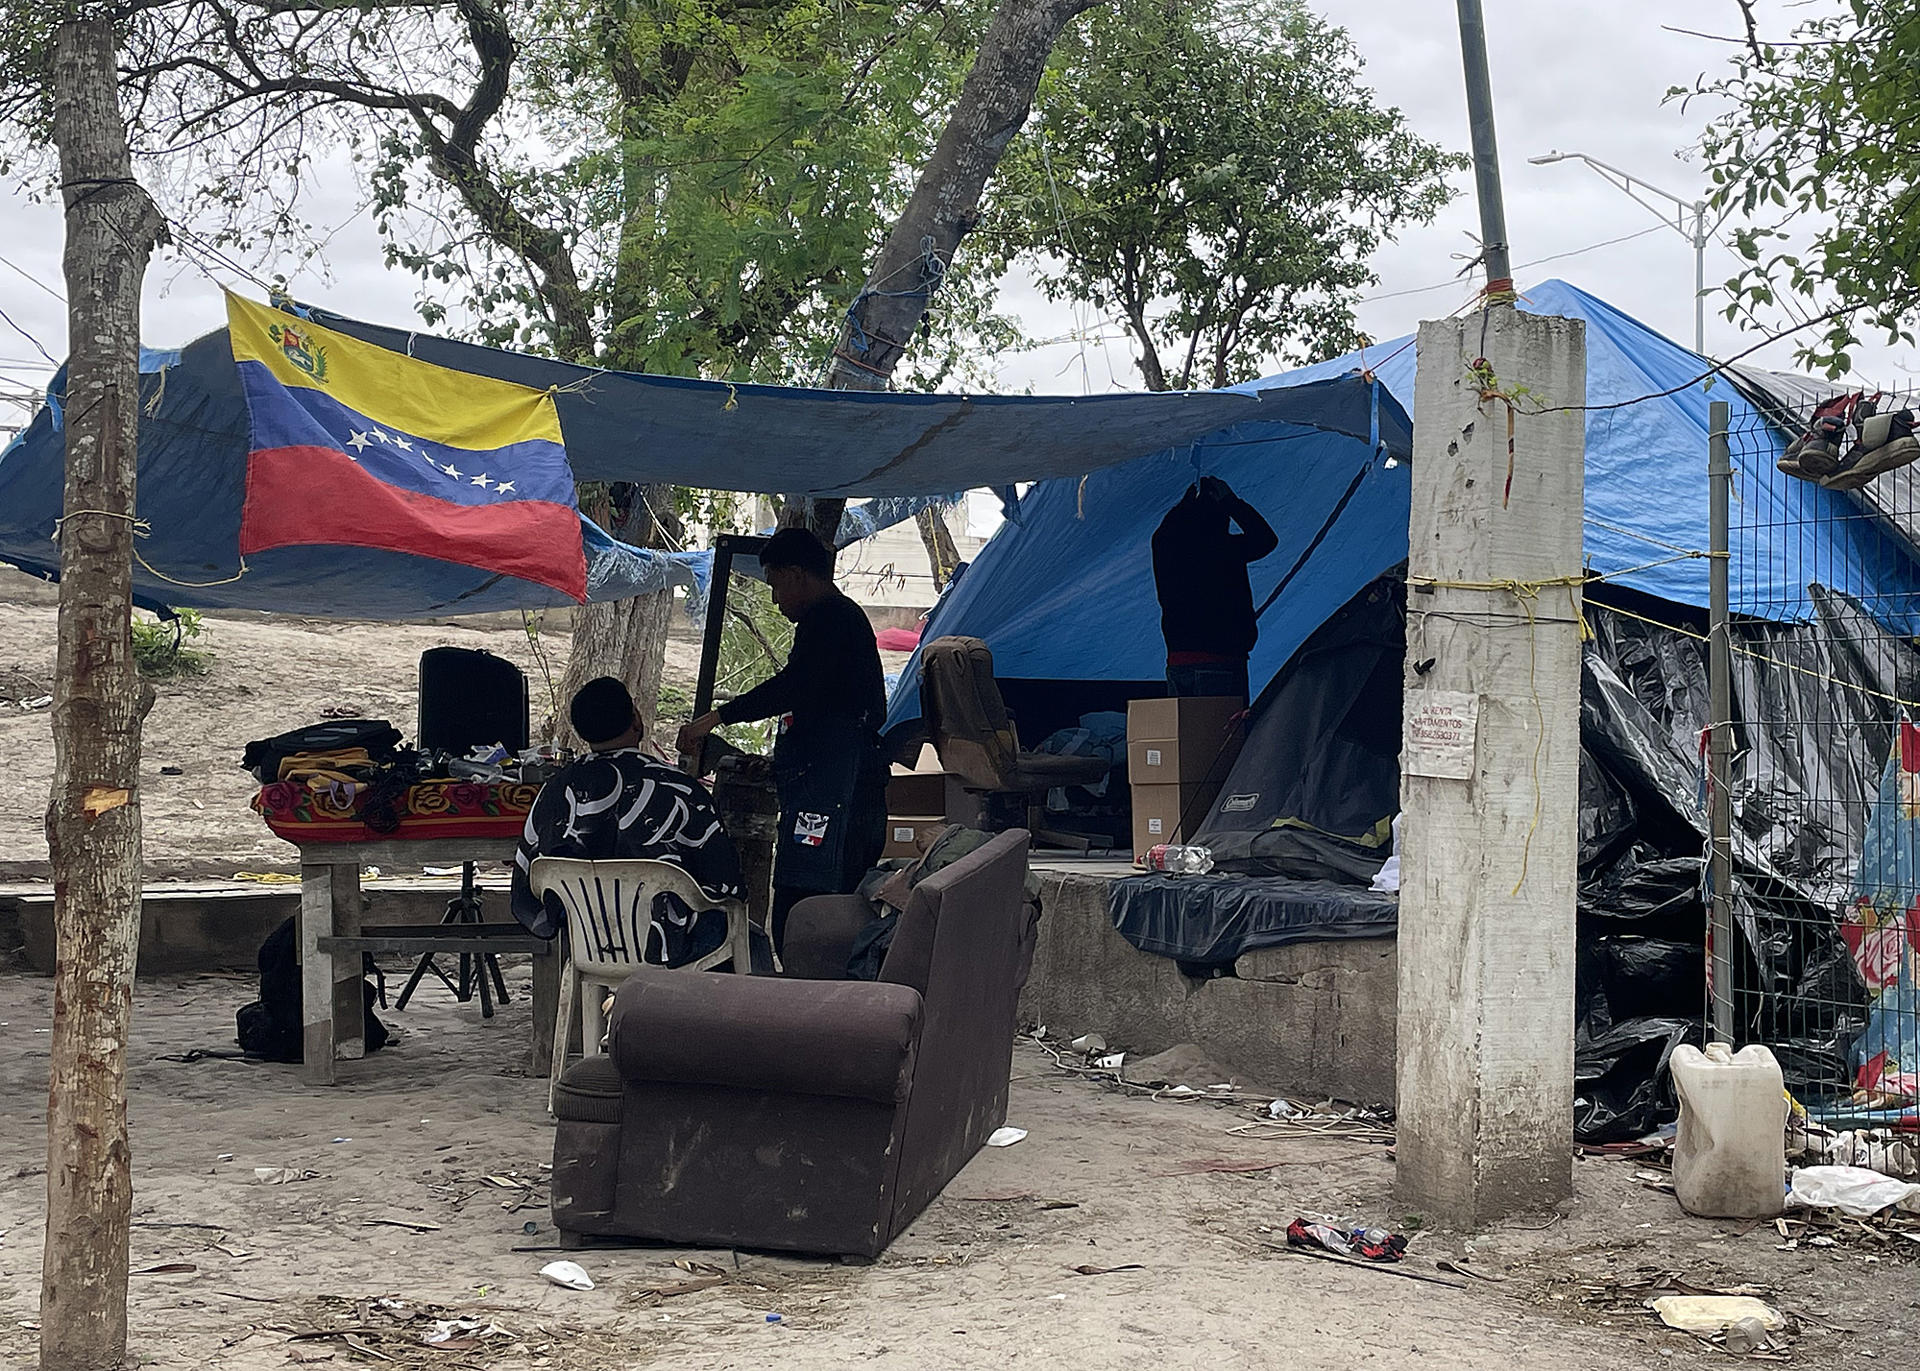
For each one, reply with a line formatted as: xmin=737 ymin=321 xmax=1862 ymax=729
xmin=1671 ymin=1042 xmax=1788 ymax=1219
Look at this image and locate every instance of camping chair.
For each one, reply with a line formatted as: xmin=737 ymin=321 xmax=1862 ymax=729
xmin=918 ymin=636 xmax=1109 ymax=851
xmin=530 ymin=857 xmax=752 ymax=1114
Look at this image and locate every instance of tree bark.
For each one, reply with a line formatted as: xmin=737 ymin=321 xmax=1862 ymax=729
xmin=40 ymin=19 xmax=167 ymax=1371
xmin=784 ymin=0 xmax=1106 ymax=543
xmin=914 ymin=505 xmax=962 ymax=592
xmin=551 ymin=481 xmax=682 ymax=748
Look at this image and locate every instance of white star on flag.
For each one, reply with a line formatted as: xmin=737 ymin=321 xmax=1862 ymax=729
xmin=471 ymin=473 xmax=492 ymax=488
xmin=494 ymin=480 xmax=515 ymax=495
xmin=346 ymin=431 xmax=371 ymax=452
xmin=370 ymin=428 xmax=390 ymax=444
xmin=392 ymin=435 xmax=413 ymax=451
xmin=442 ymin=462 xmax=463 ymax=479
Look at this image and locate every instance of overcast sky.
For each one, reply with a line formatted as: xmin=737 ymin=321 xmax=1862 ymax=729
xmin=1 ymin=0 xmax=1902 ymax=432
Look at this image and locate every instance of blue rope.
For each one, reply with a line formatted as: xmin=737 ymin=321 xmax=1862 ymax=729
xmin=843 ymin=238 xmax=950 ymax=355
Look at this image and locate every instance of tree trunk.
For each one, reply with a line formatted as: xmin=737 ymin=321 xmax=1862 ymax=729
xmin=914 ymin=505 xmax=962 ymax=592
xmin=784 ymin=0 xmax=1106 ymax=544
xmin=40 ymin=20 xmax=167 ymax=1371
xmin=552 ymin=481 xmax=681 ymax=747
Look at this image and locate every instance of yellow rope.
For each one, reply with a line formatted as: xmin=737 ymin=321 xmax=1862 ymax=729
xmin=1590 ymin=599 xmax=1920 ymax=714
xmin=133 ymin=546 xmax=248 ymax=588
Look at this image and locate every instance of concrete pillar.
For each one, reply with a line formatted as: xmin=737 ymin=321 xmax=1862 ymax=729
xmin=1396 ymin=306 xmax=1586 ymax=1226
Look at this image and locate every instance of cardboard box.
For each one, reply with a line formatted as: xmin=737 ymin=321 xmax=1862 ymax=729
xmin=1127 ymin=695 xmax=1244 ymax=744
xmin=1127 ymin=733 xmax=1243 ymax=786
xmin=883 ymin=816 xmax=948 ymax=860
xmin=886 ymin=771 xmax=947 ymax=817
xmin=887 ymin=743 xmax=949 ymax=819
xmin=1130 ymin=782 xmax=1220 ymax=857
xmin=1126 ymin=696 xmax=1245 ymax=786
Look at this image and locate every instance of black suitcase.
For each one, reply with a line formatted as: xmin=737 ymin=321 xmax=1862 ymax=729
xmin=417 ymin=647 xmax=529 ymax=756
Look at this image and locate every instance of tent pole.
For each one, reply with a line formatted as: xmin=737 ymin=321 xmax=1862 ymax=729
xmin=1707 ymin=400 xmax=1735 ymax=1044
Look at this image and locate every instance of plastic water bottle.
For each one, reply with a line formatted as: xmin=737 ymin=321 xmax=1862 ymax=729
xmin=1671 ymin=1042 xmax=1788 ymax=1218
xmin=1144 ymin=844 xmax=1214 ymax=875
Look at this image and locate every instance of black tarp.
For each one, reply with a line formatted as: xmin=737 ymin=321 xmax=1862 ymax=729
xmin=1109 ymin=876 xmax=1397 ymax=968
xmin=1104 ymin=575 xmax=1920 ymax=1137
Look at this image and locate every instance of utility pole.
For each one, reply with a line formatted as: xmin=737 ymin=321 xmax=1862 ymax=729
xmin=1395 ymin=5 xmax=1583 ymax=1227
xmin=41 ymin=17 xmax=167 ymax=1371
xmin=1455 ymin=0 xmax=1513 ymax=298
xmin=1529 ymin=150 xmax=1717 ymax=354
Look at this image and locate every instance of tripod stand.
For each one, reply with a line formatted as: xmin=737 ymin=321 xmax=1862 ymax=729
xmin=393 ymin=862 xmax=511 ymax=1017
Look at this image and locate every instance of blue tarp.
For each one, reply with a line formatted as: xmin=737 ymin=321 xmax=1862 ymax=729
xmin=884 ymin=279 xmax=1920 ymax=733
xmin=0 ymin=303 xmax=1399 ymax=619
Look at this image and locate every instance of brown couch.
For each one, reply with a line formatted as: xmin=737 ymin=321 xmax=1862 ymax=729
xmin=548 ymin=828 xmax=1038 ymax=1257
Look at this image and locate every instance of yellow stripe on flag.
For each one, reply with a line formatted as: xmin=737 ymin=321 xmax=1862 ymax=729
xmin=225 ymin=292 xmax=563 ymax=452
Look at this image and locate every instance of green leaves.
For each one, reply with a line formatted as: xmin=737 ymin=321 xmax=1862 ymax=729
xmin=988 ymin=0 xmax=1459 ymax=390
xmin=1687 ymin=0 xmax=1920 ymax=377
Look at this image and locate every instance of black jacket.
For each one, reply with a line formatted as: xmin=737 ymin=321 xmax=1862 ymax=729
xmin=509 ymin=748 xmax=744 ymax=939
xmin=717 ymin=588 xmax=886 ymax=729
xmin=1151 ymin=487 xmax=1279 ymax=658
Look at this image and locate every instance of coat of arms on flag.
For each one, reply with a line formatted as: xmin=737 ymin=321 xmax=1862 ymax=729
xmin=227 ymin=293 xmax=587 ymax=601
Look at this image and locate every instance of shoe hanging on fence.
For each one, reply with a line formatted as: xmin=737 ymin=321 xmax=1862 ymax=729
xmin=1820 ymin=405 xmax=1920 ymax=491
xmin=1777 ymin=391 xmax=1862 ymax=480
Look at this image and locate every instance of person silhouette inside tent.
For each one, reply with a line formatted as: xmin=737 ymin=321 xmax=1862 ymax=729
xmin=1150 ymin=475 xmax=1278 ymax=704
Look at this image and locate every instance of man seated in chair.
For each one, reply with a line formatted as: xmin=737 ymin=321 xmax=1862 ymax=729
xmin=511 ymin=677 xmax=745 ymax=965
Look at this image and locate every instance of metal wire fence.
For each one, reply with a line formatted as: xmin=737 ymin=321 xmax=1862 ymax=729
xmin=1714 ymin=387 xmax=1920 ymax=1136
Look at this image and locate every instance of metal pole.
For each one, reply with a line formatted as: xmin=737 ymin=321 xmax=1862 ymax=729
xmin=1708 ymin=400 xmax=1735 ymax=1043
xmin=1455 ymin=0 xmax=1512 ymax=294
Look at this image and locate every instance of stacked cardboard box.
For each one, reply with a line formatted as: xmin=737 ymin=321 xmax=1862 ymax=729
xmin=1126 ymin=697 xmax=1244 ymax=859
xmin=884 ymin=744 xmax=952 ymax=859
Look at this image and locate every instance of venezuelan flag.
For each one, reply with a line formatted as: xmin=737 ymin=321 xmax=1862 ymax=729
xmin=228 ymin=293 xmax=587 ymax=601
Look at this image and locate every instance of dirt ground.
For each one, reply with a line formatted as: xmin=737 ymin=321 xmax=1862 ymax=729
xmin=0 ymin=571 xmax=916 ymax=880
xmin=0 ymin=972 xmax=1915 ymax=1371
xmin=5 ymin=573 xmax=1920 ymax=1366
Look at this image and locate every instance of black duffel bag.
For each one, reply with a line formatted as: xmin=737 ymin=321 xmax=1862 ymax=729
xmin=240 ymin=718 xmax=402 ymax=783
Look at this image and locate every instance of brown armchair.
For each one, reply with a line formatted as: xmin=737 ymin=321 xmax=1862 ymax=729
xmin=919 ymin=636 xmax=1107 ymax=848
xmin=548 ymin=829 xmax=1038 ymax=1258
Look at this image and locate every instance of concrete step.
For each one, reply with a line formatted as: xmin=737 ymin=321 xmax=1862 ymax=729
xmin=0 ymin=876 xmax=517 ymax=975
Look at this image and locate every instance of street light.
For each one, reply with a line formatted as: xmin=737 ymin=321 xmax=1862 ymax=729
xmin=1528 ymin=150 xmax=1724 ymax=355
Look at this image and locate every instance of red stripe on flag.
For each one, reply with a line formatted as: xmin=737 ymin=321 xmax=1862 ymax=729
xmin=239 ymin=445 xmax=587 ymax=601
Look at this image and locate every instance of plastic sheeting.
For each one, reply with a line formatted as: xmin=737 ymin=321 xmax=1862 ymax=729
xmin=1 ymin=304 xmax=1407 ymax=617
xmin=1269 ymin=281 xmax=1920 ymax=631
xmin=888 ymin=420 xmax=1410 ymax=734
xmin=1100 ymin=587 xmax=1913 ymax=1136
xmin=293 ymin=299 xmax=1418 ymax=493
xmin=884 ymin=280 xmax=1920 ymax=738
xmin=1107 ymin=876 xmax=1397 ymax=967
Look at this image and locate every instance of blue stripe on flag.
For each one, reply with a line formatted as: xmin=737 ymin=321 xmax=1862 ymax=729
xmin=236 ymin=360 xmax=576 ymax=509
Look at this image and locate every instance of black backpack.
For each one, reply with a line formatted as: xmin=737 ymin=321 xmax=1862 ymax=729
xmin=241 ymin=719 xmax=403 ymax=783
xmin=236 ymin=917 xmax=390 ymax=1062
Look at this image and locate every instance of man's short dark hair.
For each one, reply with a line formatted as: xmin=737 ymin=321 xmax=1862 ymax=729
xmin=758 ymin=527 xmax=834 ymax=580
xmin=570 ymin=676 xmax=636 ymax=746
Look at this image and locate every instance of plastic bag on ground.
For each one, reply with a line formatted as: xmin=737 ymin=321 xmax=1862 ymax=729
xmin=1788 ymin=1164 xmax=1920 ymax=1216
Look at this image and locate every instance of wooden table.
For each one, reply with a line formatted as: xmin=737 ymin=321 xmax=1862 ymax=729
xmin=296 ymin=838 xmax=558 ymax=1085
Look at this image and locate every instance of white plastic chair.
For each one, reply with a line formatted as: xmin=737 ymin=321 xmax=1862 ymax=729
xmin=530 ymin=856 xmax=751 ymax=1113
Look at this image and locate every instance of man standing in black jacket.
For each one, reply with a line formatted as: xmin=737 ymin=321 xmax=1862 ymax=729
xmin=1151 ymin=476 xmax=1279 ymax=703
xmin=679 ymin=528 xmax=888 ymax=955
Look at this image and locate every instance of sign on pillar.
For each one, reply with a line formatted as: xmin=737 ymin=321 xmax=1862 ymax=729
xmin=1396 ymin=306 xmax=1586 ymax=1228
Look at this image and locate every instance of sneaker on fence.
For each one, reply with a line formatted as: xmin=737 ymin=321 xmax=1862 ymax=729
xmin=1820 ymin=407 xmax=1920 ymax=490
xmin=1778 ymin=392 xmax=1861 ymax=479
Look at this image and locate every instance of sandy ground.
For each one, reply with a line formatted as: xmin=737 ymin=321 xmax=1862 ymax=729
xmin=5 ymin=574 xmax=1919 ymax=1366
xmin=0 ymin=571 xmax=915 ymax=880
xmin=0 ymin=972 xmax=1915 ymax=1370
